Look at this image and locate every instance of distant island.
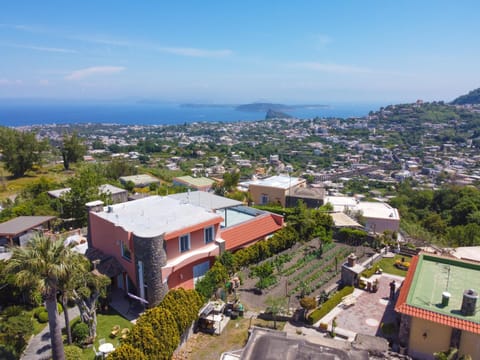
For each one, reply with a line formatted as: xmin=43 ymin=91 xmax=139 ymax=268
xmin=235 ymin=102 xmax=328 ymax=112
xmin=265 ymin=109 xmax=294 ymax=120
xmin=179 ymin=103 xmax=234 ymax=108
xmin=451 ymin=87 xmax=480 ymax=105
xmin=178 ymin=102 xmax=329 ymax=112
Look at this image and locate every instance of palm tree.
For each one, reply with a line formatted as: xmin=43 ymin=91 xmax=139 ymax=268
xmin=6 ymin=234 xmax=77 ymax=360
xmin=58 ymin=252 xmax=90 ymax=345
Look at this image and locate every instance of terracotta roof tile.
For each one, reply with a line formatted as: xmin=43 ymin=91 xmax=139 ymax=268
xmin=221 ymin=214 xmax=283 ymax=251
xmin=395 ymin=254 xmax=480 ymax=334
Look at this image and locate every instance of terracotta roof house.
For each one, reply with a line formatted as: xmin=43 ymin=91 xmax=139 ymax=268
xmin=170 ymin=191 xmax=284 ymax=251
xmin=395 ymin=253 xmax=480 ymax=359
xmin=88 ymin=195 xmax=223 ymax=307
xmin=87 ymin=192 xmax=284 ymax=306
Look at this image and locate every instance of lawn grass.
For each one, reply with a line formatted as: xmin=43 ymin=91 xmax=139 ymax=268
xmin=74 ymin=308 xmax=133 ymax=360
xmin=0 ymin=163 xmax=72 ymax=201
xmin=375 ymin=254 xmax=412 ymax=277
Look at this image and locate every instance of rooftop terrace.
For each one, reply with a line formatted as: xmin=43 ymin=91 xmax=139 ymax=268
xmin=406 ymin=254 xmax=480 ymax=324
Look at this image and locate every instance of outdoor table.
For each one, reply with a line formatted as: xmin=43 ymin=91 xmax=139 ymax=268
xmin=99 ymin=342 xmax=115 ymax=357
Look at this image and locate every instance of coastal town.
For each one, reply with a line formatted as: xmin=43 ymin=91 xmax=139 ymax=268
xmin=17 ymin=100 xmax=480 ymax=192
xmin=2 ymin=97 xmax=480 ymax=360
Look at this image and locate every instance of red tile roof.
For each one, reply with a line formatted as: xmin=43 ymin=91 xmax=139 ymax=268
xmin=395 ymin=254 xmax=480 ymax=334
xmin=221 ymin=214 xmax=283 ymax=251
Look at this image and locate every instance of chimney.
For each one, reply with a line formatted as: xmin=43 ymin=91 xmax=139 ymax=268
xmin=85 ymin=200 xmax=104 ymax=248
xmin=461 ymin=289 xmax=478 ymax=316
xmin=347 ymin=253 xmax=357 ymax=267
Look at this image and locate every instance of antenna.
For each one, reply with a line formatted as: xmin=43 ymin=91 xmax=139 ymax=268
xmin=445 ymin=265 xmax=451 ymax=291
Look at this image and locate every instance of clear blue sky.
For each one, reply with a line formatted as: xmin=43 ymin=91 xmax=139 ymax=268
xmin=1 ymin=1 xmax=479 ymax=103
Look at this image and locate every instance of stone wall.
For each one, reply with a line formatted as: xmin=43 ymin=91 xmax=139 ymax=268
xmin=133 ymin=233 xmax=168 ymax=307
xmin=398 ymin=314 xmax=411 ymax=349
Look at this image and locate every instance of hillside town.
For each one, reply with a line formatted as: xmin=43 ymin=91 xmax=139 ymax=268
xmin=2 ymin=100 xmax=480 ymax=360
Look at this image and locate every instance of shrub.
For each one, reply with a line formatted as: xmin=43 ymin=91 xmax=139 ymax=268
xmin=299 ymin=297 xmax=317 ymax=311
xmin=0 ymin=344 xmax=17 ymax=360
xmin=33 ymin=306 xmax=46 ymax=319
xmin=64 ymin=345 xmax=83 ymax=360
xmin=255 ymin=275 xmax=277 ymax=289
xmin=361 ymin=265 xmax=378 ymax=279
xmin=126 ymin=307 xmax=180 ymax=360
xmin=109 ymin=344 xmax=147 ymax=360
xmin=159 ymin=288 xmax=203 ymax=335
xmin=319 ymin=322 xmax=329 ymax=331
xmin=37 ymin=311 xmax=49 ymax=323
xmin=71 ymin=321 xmax=89 ymax=345
xmin=0 ymin=313 xmax=33 ymax=355
xmin=307 ymin=286 xmax=354 ymax=324
xmin=2 ymin=305 xmax=24 ymax=318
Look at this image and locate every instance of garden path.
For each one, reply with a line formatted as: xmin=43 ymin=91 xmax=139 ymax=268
xmin=22 ymin=306 xmax=80 ymax=360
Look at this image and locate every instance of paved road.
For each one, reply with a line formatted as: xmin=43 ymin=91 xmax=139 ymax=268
xmin=22 ymin=307 xmax=80 ymax=360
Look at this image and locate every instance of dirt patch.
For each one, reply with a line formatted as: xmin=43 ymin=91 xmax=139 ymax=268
xmin=173 ymin=317 xmax=285 ymax=360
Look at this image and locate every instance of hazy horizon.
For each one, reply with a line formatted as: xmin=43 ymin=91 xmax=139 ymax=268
xmin=1 ymin=1 xmax=479 ymax=104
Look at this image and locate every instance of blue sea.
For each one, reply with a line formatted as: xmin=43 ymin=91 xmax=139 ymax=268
xmin=0 ymin=101 xmax=387 ymax=127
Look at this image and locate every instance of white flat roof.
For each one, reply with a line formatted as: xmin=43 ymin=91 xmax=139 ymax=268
xmin=93 ymin=196 xmax=220 ymax=238
xmin=48 ymin=188 xmax=71 ymax=198
xmin=452 ymin=246 xmax=480 ymax=263
xmin=169 ymin=191 xmax=241 ymax=210
xmin=240 ymin=175 xmax=304 ymax=190
xmin=48 ymin=184 xmax=126 ymax=198
xmin=98 ymin=184 xmax=127 ymax=195
xmin=325 ymin=196 xmax=400 ymax=221
xmin=330 ymin=212 xmax=362 ymax=227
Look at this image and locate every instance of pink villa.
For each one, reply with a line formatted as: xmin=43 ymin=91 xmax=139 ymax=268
xmin=87 ymin=192 xmax=283 ymax=307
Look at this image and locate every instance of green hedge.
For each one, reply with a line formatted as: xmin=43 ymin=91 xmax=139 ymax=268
xmin=307 ymin=286 xmax=354 ymax=325
xmin=361 ymin=265 xmax=379 ymax=279
xmin=114 ymin=289 xmax=204 ymax=360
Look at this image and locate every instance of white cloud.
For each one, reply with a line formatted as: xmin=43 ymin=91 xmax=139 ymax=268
xmin=72 ymin=35 xmax=131 ymax=47
xmin=39 ymin=79 xmax=50 ymax=86
xmin=293 ymin=62 xmax=373 ymax=74
xmin=158 ymin=46 xmax=233 ymax=58
xmin=6 ymin=43 xmax=77 ymax=53
xmin=65 ymin=66 xmax=126 ymax=80
xmin=0 ymin=79 xmax=22 ymax=85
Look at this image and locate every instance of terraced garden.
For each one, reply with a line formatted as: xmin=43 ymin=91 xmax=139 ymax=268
xmin=237 ymin=240 xmax=357 ymax=311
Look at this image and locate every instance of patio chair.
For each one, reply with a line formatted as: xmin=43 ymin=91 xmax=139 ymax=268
xmin=92 ymin=345 xmax=102 ymax=360
xmin=110 ymin=325 xmax=121 ymax=337
xmin=121 ymin=327 xmax=130 ymax=340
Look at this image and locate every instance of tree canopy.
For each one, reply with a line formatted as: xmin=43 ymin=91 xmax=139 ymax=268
xmin=61 ymin=131 xmax=86 ymax=170
xmin=5 ymin=235 xmax=79 ymax=360
xmin=0 ymin=127 xmax=47 ymax=178
xmin=390 ymin=183 xmax=480 ymax=246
